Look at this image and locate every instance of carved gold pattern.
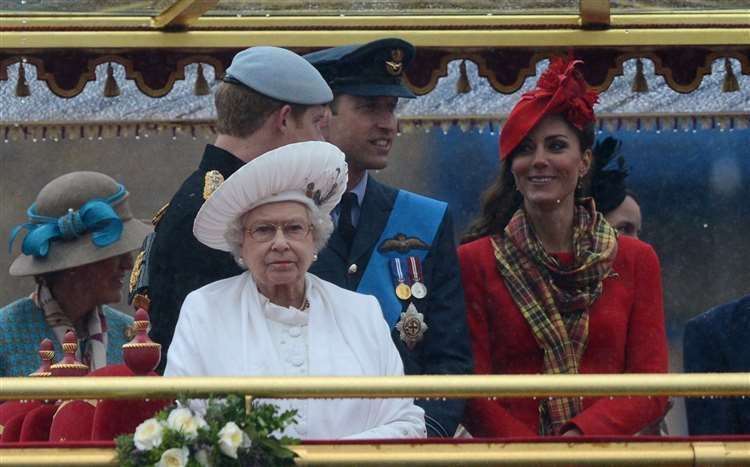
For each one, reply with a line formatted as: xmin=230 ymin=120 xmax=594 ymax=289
xmin=48 ymin=362 xmax=88 ymax=370
xmin=129 ymin=250 xmax=144 ymax=294
xmin=121 ymin=342 xmax=160 ymax=349
xmin=151 ymin=203 xmax=170 ymax=226
xmin=203 ymin=170 xmax=224 ymax=200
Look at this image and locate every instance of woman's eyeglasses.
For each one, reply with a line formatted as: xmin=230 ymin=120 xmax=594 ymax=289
xmin=245 ymin=222 xmax=313 ymax=242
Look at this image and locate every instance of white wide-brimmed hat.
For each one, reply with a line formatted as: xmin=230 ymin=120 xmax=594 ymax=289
xmin=193 ymin=141 xmax=348 ymax=252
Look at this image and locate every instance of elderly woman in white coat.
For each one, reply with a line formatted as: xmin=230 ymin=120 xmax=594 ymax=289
xmin=165 ymin=141 xmax=426 ymax=440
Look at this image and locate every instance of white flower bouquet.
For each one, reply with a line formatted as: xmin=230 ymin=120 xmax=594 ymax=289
xmin=116 ymin=395 xmax=298 ymax=467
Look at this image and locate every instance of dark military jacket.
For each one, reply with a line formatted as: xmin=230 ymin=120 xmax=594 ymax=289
xmin=309 ymin=176 xmax=473 ymax=437
xmin=148 ymin=144 xmax=244 ymax=372
xmin=684 ymin=295 xmax=750 ymax=435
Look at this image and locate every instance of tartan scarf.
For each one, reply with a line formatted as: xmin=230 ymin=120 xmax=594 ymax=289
xmin=491 ymin=198 xmax=618 ymax=435
xmin=31 ymin=284 xmax=108 ymax=371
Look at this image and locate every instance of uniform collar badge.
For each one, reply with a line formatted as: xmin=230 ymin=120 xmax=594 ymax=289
xmin=203 ymin=170 xmax=225 ymax=200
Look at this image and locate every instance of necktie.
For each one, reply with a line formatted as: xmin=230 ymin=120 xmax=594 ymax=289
xmin=338 ymin=192 xmax=357 ymax=251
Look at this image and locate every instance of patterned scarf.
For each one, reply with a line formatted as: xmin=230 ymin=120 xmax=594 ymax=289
xmin=491 ymin=199 xmax=618 ymax=435
xmin=31 ymin=283 xmax=108 ymax=371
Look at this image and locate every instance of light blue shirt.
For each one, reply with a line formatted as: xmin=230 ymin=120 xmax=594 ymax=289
xmin=332 ymin=171 xmax=367 ymax=228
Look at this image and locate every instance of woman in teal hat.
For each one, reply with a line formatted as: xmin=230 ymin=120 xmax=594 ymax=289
xmin=1 ymin=171 xmax=151 ymax=376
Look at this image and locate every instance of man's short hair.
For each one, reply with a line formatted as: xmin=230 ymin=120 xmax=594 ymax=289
xmin=215 ymin=82 xmax=308 ymax=138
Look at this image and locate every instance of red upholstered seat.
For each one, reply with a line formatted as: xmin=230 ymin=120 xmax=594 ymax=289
xmin=19 ymin=404 xmax=58 ymax=441
xmin=49 ymin=401 xmax=97 ymax=442
xmin=90 ymin=399 xmax=171 ymax=440
xmin=88 ymin=364 xmax=138 ymax=378
xmin=88 ymin=364 xmax=171 ymax=440
xmin=0 ymin=401 xmax=43 ymax=443
xmin=1 ymin=413 xmax=27 ymax=443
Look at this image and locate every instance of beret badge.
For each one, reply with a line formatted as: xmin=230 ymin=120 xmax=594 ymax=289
xmin=385 ymin=49 xmax=405 ymax=76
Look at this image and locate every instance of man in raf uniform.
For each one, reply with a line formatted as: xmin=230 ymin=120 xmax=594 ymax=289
xmin=305 ymin=38 xmax=473 ymax=437
xmin=684 ymin=295 xmax=750 ymax=434
xmin=140 ymin=46 xmax=333 ymax=372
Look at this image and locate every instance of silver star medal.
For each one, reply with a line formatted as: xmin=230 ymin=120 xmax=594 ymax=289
xmin=396 ymin=303 xmax=428 ymax=350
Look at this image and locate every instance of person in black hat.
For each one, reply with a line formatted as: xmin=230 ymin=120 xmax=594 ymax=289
xmin=305 ymin=38 xmax=473 ymax=437
xmin=590 ymin=137 xmax=642 ymax=238
xmin=138 ymin=46 xmax=333 ymax=372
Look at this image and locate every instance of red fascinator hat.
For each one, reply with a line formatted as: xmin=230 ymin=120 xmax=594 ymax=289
xmin=500 ymin=57 xmax=599 ymax=160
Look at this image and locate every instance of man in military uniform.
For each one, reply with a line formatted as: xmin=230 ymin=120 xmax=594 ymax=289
xmin=305 ymin=39 xmax=473 ymax=437
xmin=142 ymin=46 xmax=333 ymax=372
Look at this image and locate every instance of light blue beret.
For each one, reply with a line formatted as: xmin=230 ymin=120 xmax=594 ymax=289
xmin=224 ymin=46 xmax=333 ymax=105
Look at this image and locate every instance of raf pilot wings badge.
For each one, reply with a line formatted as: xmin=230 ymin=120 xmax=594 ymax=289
xmin=378 ymin=233 xmax=430 ymax=254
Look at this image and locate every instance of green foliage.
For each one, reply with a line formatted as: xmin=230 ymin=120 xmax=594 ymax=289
xmin=116 ymin=394 xmax=298 ymax=467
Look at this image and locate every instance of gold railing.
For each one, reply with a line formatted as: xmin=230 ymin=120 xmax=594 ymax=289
xmin=2 ymin=373 xmax=749 ymax=400
xmin=2 ymin=441 xmax=750 ymax=466
xmin=1 ymin=374 xmax=749 ymax=466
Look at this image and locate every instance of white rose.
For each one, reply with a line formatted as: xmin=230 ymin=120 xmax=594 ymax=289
xmin=133 ymin=418 xmax=164 ymax=451
xmin=166 ymin=407 xmax=206 ymax=440
xmin=157 ymin=447 xmax=189 ymax=467
xmin=218 ymin=421 xmax=244 ymax=459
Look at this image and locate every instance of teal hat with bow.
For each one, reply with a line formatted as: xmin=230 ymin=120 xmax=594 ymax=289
xmin=9 ymin=171 xmax=151 ymax=276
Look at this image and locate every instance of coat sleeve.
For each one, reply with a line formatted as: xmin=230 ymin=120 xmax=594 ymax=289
xmin=163 ymin=291 xmax=206 ymax=377
xmin=564 ymin=243 xmax=669 ymax=435
xmin=343 ymin=297 xmax=427 ymax=440
xmin=683 ymin=308 xmax=739 ymax=435
xmin=459 ymin=243 xmax=536 ymax=438
xmin=411 ymin=210 xmax=474 ymax=437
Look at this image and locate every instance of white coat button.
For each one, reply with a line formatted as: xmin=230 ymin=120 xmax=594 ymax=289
xmin=291 ymin=355 xmax=304 ymax=366
xmin=348 ymin=264 xmax=358 ymax=274
xmin=289 ymin=326 xmax=301 ymax=337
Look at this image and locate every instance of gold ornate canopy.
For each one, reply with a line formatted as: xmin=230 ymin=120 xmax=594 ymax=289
xmin=1 ymin=0 xmax=748 ymax=98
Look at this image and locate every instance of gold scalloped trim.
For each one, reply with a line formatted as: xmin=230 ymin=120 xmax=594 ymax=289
xmin=122 ymin=342 xmax=161 ymax=349
xmin=50 ymin=363 xmax=89 ymax=370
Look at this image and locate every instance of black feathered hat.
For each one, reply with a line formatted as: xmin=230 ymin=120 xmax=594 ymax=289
xmin=591 ymin=137 xmax=629 ymax=214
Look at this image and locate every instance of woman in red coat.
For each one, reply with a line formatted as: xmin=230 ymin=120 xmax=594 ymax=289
xmin=459 ymin=57 xmax=668 ymax=438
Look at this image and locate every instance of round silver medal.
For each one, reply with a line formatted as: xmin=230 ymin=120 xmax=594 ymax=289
xmin=411 ymin=281 xmax=427 ymax=299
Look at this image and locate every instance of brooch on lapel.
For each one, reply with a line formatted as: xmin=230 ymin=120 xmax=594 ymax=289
xmin=378 ymin=233 xmax=429 ymax=254
xmin=396 ymin=303 xmax=428 ymax=350
xmin=305 ymin=169 xmax=341 ymax=207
